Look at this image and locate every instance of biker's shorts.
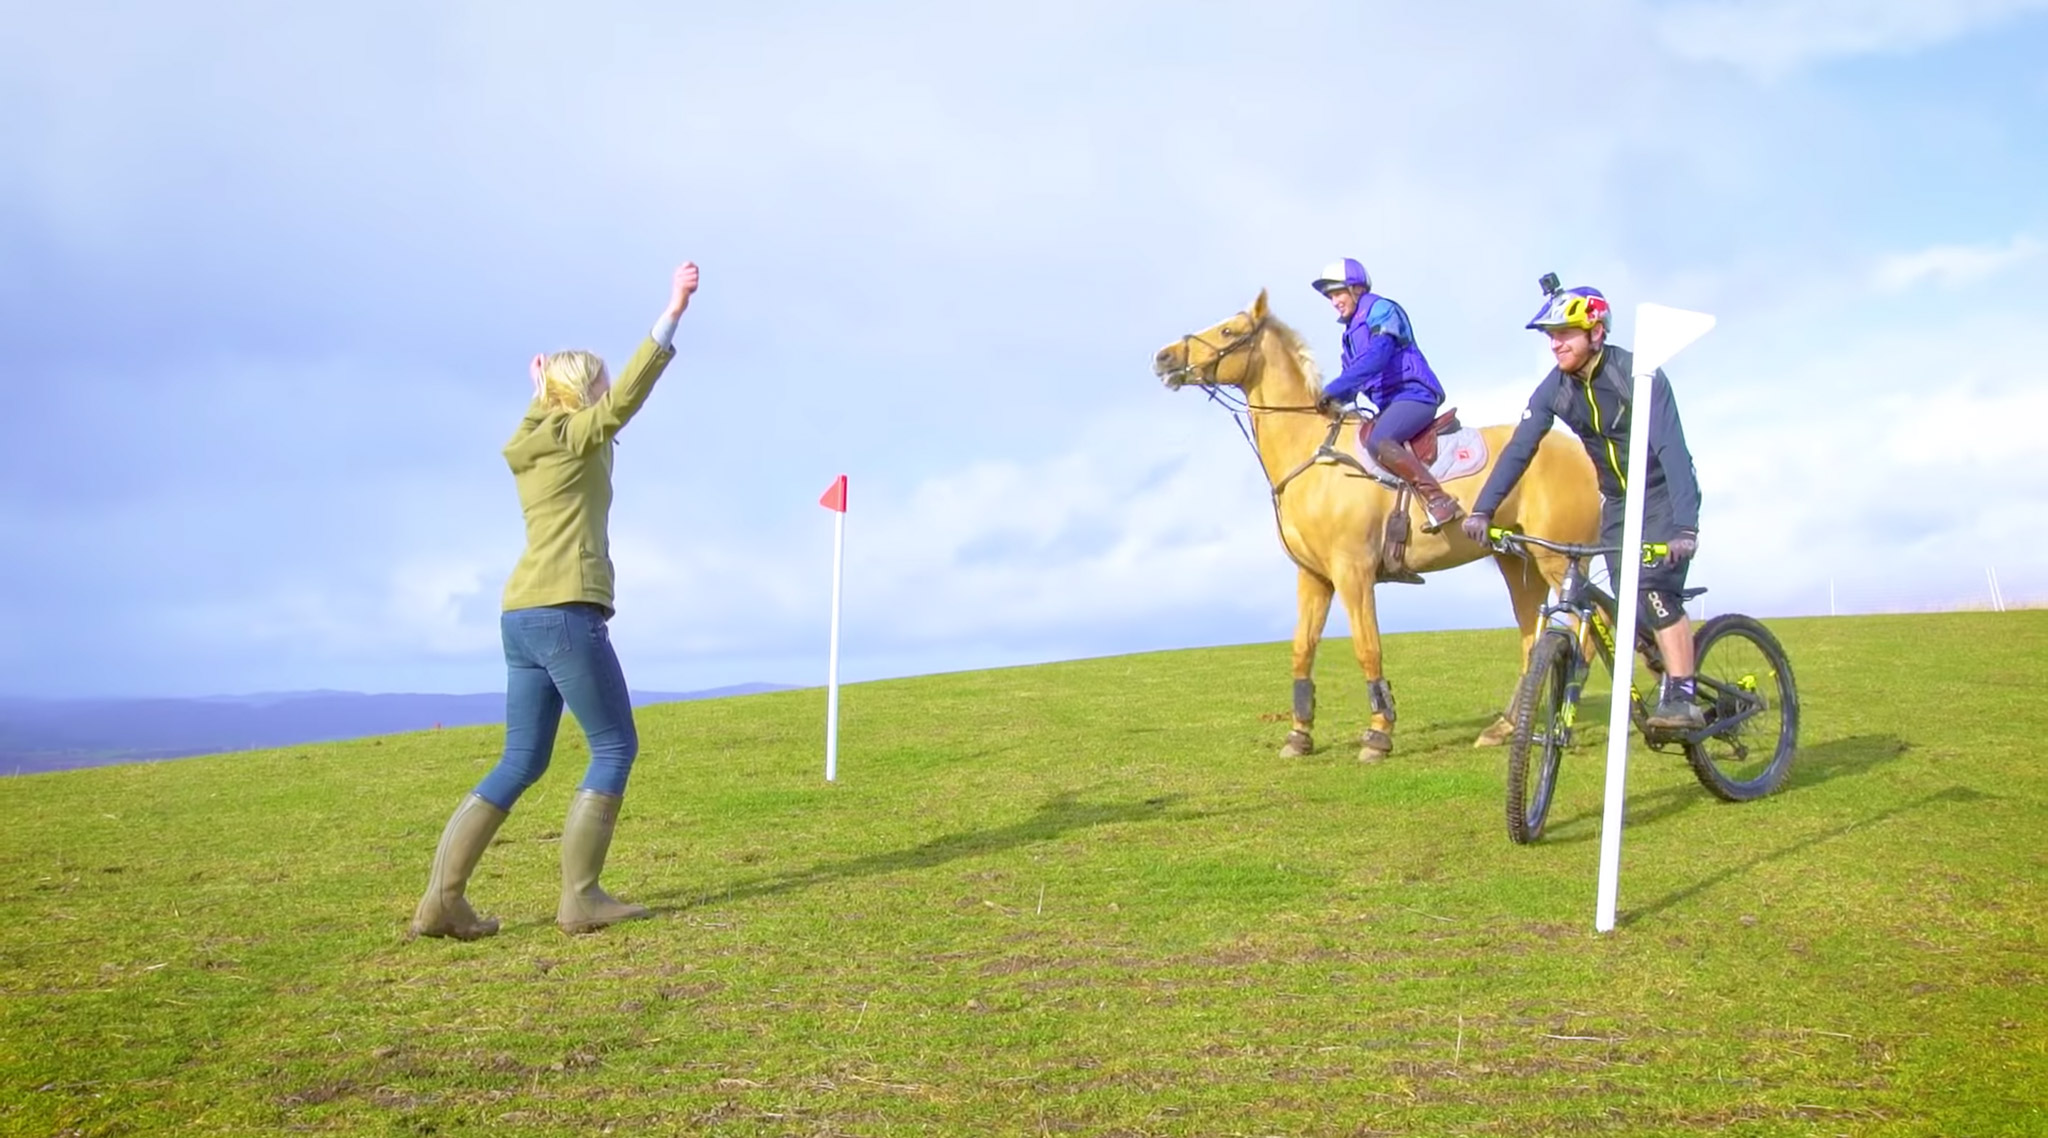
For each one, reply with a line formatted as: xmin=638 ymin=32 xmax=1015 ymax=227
xmin=1599 ymin=493 xmax=1690 ymax=597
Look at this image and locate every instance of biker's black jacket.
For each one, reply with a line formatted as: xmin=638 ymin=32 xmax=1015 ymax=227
xmin=1472 ymin=345 xmax=1702 ymax=531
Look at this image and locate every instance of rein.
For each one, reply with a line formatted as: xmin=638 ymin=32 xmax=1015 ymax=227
xmin=1165 ymin=315 xmax=1391 ymax=500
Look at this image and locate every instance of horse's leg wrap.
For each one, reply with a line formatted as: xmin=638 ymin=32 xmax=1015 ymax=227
xmin=1279 ymin=677 xmax=1317 ymax=758
xmin=1368 ymin=678 xmax=1397 ymax=724
xmin=1292 ymin=678 xmax=1316 ymax=725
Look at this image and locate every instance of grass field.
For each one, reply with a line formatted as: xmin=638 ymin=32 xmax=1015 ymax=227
xmin=2 ymin=612 xmax=2043 ymax=1136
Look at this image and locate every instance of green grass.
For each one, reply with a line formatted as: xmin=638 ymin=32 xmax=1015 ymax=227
xmin=2 ymin=613 xmax=2043 ymax=1136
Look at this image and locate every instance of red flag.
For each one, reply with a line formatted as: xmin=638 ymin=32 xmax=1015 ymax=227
xmin=818 ymin=474 xmax=847 ymax=513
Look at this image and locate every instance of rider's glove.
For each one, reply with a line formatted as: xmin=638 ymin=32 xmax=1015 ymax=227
xmin=1461 ymin=512 xmax=1492 ymax=544
xmin=1666 ymin=530 xmax=1698 ymax=563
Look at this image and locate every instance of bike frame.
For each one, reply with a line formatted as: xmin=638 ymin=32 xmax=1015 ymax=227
xmin=1530 ymin=549 xmax=1665 ymax=748
xmin=1498 ymin=530 xmax=1766 ymax=749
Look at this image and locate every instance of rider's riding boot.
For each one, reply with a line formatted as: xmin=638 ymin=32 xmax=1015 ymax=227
xmin=1372 ymin=441 xmax=1466 ymax=533
xmin=1646 ymin=675 xmax=1706 ymax=730
xmin=557 ymin=789 xmax=653 ymax=934
xmin=411 ymin=793 xmax=507 ymax=941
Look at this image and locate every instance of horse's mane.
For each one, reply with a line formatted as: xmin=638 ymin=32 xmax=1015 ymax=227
xmin=1264 ymin=314 xmax=1325 ymax=387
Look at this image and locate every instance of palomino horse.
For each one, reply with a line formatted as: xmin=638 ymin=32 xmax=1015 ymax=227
xmin=1153 ymin=290 xmax=1601 ymax=761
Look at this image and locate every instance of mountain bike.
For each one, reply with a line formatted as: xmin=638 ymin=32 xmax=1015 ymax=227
xmin=1488 ymin=528 xmax=1800 ymax=845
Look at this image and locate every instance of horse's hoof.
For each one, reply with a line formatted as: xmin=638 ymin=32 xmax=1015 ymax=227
xmin=1359 ymin=730 xmax=1394 ymax=763
xmin=1280 ymin=731 xmax=1314 ymax=758
xmin=1474 ymin=716 xmax=1514 ymax=748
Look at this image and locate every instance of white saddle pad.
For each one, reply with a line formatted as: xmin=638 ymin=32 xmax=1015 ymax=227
xmin=1353 ymin=425 xmax=1490 ymax=484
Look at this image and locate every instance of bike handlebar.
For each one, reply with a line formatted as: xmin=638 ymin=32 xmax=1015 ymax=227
xmin=1487 ymin=527 xmax=1673 ymax=565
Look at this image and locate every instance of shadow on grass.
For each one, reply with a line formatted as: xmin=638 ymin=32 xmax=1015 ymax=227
xmin=1523 ymin=732 xmax=1916 ymax=847
xmin=644 ymin=789 xmax=1227 ymax=914
xmin=1543 ymin=779 xmax=1702 ymax=845
xmin=1623 ymin=783 xmax=1990 ymax=924
xmin=1779 ymin=733 xmax=1913 ymax=792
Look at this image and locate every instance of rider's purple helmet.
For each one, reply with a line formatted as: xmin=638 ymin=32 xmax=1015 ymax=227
xmin=1311 ymin=258 xmax=1372 ymax=297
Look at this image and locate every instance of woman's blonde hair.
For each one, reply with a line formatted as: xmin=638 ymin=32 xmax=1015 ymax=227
xmin=538 ymin=350 xmax=609 ymax=412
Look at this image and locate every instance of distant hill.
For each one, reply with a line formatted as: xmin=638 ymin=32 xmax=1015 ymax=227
xmin=0 ymin=684 xmax=797 ymax=776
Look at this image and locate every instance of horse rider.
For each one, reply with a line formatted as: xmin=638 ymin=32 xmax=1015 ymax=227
xmin=1311 ymin=259 xmax=1466 ymax=567
xmin=1462 ymin=281 xmax=1706 ymax=729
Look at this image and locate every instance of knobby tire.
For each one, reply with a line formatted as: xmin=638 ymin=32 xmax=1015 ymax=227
xmin=1684 ymin=614 xmax=1799 ymax=802
xmin=1506 ymin=629 xmax=1576 ymax=844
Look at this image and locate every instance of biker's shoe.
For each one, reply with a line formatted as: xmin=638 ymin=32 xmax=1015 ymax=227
xmin=1645 ymin=678 xmax=1706 ymax=731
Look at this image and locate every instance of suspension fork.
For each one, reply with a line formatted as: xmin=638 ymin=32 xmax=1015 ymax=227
xmin=1552 ymin=614 xmax=1596 ymax=748
xmin=1540 ymin=559 xmax=1596 ymax=748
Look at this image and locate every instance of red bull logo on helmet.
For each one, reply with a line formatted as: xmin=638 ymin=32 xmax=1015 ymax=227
xmin=1526 ymin=286 xmax=1610 ymax=331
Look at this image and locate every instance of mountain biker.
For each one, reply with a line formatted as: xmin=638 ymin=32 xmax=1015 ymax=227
xmin=1462 ymin=282 xmax=1705 ymax=729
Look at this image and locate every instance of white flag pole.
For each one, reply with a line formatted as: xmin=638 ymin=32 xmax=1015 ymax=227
xmin=1596 ymin=303 xmax=1715 ymax=934
xmin=825 ymin=502 xmax=845 ymax=782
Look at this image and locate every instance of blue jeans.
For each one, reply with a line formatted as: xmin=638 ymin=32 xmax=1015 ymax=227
xmin=472 ymin=604 xmax=639 ymax=811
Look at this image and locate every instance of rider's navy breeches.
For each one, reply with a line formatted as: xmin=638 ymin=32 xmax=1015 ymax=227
xmin=1365 ymin=398 xmax=1442 ymax=455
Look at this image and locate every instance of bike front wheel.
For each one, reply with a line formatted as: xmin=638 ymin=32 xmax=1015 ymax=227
xmin=1684 ymin=614 xmax=1799 ymax=802
xmin=1506 ymin=629 xmax=1577 ymax=843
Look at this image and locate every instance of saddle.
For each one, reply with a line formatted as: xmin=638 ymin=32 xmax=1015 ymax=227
xmin=1356 ymin=408 xmax=1465 ymax=587
xmin=1359 ymin=408 xmax=1462 ymax=466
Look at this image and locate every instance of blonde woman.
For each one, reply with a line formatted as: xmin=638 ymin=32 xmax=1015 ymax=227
xmin=412 ymin=262 xmax=700 ymax=940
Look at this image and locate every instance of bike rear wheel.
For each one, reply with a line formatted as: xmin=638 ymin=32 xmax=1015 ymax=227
xmin=1684 ymin=614 xmax=1799 ymax=801
xmin=1506 ymin=629 xmax=1576 ymax=843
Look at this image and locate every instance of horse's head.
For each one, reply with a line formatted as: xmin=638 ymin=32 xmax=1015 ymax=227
xmin=1154 ymin=289 xmax=1272 ymax=392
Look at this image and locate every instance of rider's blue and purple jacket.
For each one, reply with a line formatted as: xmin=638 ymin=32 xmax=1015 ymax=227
xmin=1321 ymin=295 xmax=1445 ymax=412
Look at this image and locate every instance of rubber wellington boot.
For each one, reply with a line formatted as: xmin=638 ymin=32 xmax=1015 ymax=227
xmin=1372 ymin=441 xmax=1466 ymax=533
xmin=557 ymin=790 xmax=652 ymax=934
xmin=410 ymin=794 xmax=508 ymax=940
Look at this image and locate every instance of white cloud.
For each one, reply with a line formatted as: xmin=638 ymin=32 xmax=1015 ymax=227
xmin=1681 ymin=311 xmax=2048 ymax=616
xmin=5 ymin=1 xmax=2046 ymax=698
xmin=608 ymin=400 xmax=1305 ymax=677
xmin=1654 ymin=0 xmax=2048 ymax=77
xmin=1871 ymin=235 xmax=2042 ymax=291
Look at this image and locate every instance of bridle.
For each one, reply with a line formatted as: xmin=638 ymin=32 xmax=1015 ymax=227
xmin=1163 ymin=311 xmax=1390 ymax=501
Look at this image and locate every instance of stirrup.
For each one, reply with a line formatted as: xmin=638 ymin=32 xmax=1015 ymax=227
xmin=1418 ymin=499 xmax=1464 ymax=534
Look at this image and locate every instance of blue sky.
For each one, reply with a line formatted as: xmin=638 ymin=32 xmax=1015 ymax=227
xmin=4 ymin=0 xmax=2045 ymax=698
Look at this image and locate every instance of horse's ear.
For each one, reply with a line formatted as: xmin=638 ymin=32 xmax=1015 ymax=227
xmin=1250 ymin=288 xmax=1270 ymax=319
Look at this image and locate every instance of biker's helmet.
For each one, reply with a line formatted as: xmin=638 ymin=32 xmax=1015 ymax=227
xmin=1312 ymin=258 xmax=1372 ymax=297
xmin=1526 ymin=286 xmax=1610 ymax=331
